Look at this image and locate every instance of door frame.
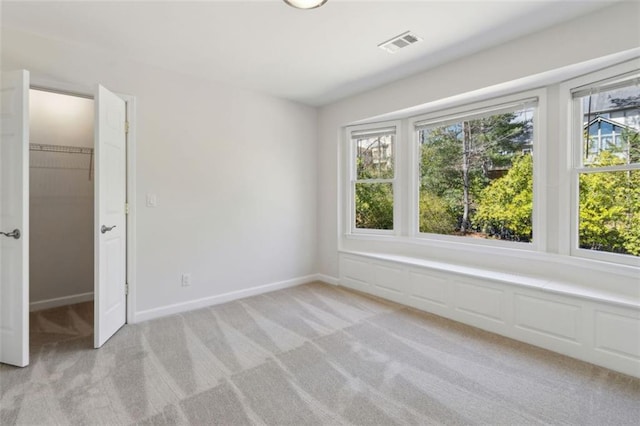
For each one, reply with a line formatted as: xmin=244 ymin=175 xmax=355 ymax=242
xmin=30 ymin=76 xmax=137 ymax=324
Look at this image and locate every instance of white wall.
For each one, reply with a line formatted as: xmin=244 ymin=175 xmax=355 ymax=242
xmin=2 ymin=27 xmax=318 ymax=320
xmin=317 ymin=1 xmax=640 ymax=280
xmin=29 ymin=90 xmax=95 ymax=309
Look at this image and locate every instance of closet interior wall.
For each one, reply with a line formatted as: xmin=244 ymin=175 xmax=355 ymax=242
xmin=29 ymin=89 xmax=95 ymax=310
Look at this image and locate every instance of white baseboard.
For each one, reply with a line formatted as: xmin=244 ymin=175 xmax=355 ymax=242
xmin=314 ymin=273 xmax=339 ymax=285
xmin=30 ymin=292 xmax=94 ymax=312
xmin=132 ymin=274 xmax=320 ymax=323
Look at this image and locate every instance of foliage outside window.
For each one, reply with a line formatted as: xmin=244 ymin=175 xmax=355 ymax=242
xmin=351 ymin=128 xmax=395 ymax=230
xmin=575 ymin=76 xmax=640 ymax=257
xmin=416 ymin=103 xmax=535 ymax=243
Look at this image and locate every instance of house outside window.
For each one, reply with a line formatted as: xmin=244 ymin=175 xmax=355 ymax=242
xmin=584 ymin=117 xmax=627 ymax=159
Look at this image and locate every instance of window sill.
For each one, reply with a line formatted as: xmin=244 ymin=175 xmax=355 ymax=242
xmin=343 ymin=233 xmax=638 ymax=277
xmin=338 ymin=247 xmax=640 ymax=310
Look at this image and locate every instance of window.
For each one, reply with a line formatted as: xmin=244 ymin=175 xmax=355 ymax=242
xmin=414 ymin=100 xmax=536 ymax=244
xmin=349 ymin=125 xmax=396 ymax=232
xmin=572 ymin=73 xmax=640 ymax=258
xmin=340 ymin=60 xmax=639 ymax=272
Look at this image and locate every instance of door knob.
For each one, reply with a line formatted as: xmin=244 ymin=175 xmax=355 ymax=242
xmin=0 ymin=229 xmax=21 ymax=239
xmin=101 ymin=225 xmax=116 ymax=234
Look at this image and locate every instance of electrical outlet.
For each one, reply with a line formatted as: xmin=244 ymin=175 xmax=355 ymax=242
xmin=181 ymin=273 xmax=191 ymax=287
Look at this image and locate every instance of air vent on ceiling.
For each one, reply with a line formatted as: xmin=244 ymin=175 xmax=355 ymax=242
xmin=378 ymin=31 xmax=423 ymax=54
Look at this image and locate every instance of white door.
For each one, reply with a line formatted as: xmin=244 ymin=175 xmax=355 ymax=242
xmin=94 ymin=84 xmax=127 ymax=348
xmin=0 ymin=70 xmax=29 ymax=367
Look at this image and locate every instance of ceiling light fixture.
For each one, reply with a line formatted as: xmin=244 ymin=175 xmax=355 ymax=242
xmin=283 ymin=0 xmax=328 ymax=10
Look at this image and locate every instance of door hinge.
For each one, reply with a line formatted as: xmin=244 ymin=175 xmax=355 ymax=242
xmin=125 ymin=121 xmax=130 ymax=134
xmin=125 ymin=283 xmax=129 ymax=296
xmin=125 ymin=203 xmax=130 ymax=215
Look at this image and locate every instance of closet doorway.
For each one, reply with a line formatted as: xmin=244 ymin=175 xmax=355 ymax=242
xmin=1 ymin=71 xmax=131 ymax=367
xmin=28 ymin=89 xmax=95 ymax=347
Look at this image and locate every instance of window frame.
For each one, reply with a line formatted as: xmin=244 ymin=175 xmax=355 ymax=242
xmin=407 ymin=90 xmax=547 ymax=251
xmin=346 ymin=121 xmax=401 ymax=236
xmin=566 ymin=66 xmax=640 ymax=267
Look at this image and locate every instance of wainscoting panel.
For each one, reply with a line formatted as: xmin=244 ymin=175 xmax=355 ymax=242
xmin=407 ymin=270 xmax=449 ymax=307
xmin=592 ymin=307 xmax=640 ymax=376
xmin=514 ymin=293 xmax=581 ymax=344
xmin=339 ymin=256 xmax=372 ymax=292
xmin=595 ymin=309 xmax=640 ymax=359
xmin=371 ymin=263 xmax=406 ymax=304
xmin=338 ymin=252 xmax=640 ymax=378
xmin=453 ymin=280 xmax=506 ymax=326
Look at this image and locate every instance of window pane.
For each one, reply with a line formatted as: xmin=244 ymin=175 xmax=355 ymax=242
xmin=579 ymin=170 xmax=640 ymax=257
xmin=355 ymin=134 xmax=394 ymax=179
xmin=600 ymin=121 xmax=614 ymax=134
xmin=355 ymin=182 xmax=393 ymax=230
xmin=580 ymin=83 xmax=640 ymax=166
xmin=418 ymin=107 xmax=534 ymax=242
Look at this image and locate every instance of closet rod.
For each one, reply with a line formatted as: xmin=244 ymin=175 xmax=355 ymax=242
xmin=29 ymin=143 xmax=93 ymax=155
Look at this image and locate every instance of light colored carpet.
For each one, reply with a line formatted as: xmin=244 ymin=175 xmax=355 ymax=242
xmin=1 ymin=281 xmax=639 ymax=425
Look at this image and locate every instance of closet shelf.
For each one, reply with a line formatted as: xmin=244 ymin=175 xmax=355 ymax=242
xmin=30 ymin=143 xmax=93 ymax=155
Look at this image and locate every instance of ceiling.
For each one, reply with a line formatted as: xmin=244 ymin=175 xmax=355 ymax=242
xmin=1 ymin=1 xmax=620 ymax=106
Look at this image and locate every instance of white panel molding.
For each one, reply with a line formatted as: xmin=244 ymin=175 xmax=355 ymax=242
xmin=408 ymin=270 xmax=448 ymax=307
xmin=454 ymin=280 xmax=506 ymax=324
xmin=371 ymin=263 xmax=406 ymax=304
xmin=340 ymin=256 xmax=373 ymax=292
xmin=132 ymin=274 xmax=320 ymax=323
xmin=30 ymin=292 xmax=94 ymax=312
xmin=315 ymin=273 xmax=339 ymax=286
xmin=594 ymin=310 xmax=640 ymax=361
xmin=338 ymin=252 xmax=640 ymax=378
xmin=514 ymin=293 xmax=581 ymax=344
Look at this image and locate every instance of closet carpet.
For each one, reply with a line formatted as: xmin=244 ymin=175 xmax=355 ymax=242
xmin=1 ymin=282 xmax=639 ymax=425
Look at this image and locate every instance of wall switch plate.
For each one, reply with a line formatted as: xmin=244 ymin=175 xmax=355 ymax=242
xmin=181 ymin=273 xmax=191 ymax=287
xmin=146 ymin=193 xmax=158 ymax=207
